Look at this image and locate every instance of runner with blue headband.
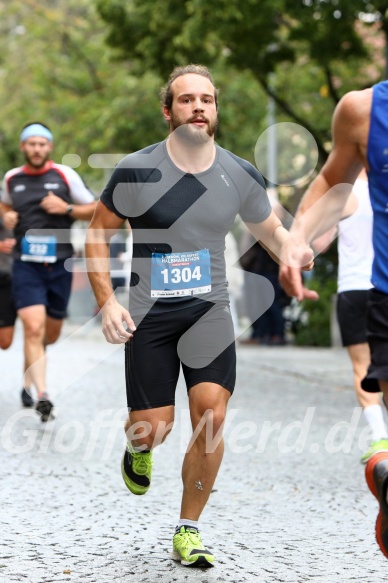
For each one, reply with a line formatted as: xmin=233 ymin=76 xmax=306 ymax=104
xmin=1 ymin=121 xmax=96 ymax=421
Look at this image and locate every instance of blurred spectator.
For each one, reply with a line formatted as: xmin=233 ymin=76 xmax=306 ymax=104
xmin=239 ymin=230 xmax=287 ymax=345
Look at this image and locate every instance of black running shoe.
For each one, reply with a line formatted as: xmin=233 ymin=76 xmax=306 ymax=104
xmin=21 ymin=387 xmax=34 ymax=408
xmin=36 ymin=396 xmax=54 ymax=422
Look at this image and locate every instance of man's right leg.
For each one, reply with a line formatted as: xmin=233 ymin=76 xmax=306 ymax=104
xmin=20 ymin=316 xmax=63 ymax=408
xmin=18 ymin=305 xmax=47 ymax=394
xmin=18 ymin=305 xmax=54 ymax=420
xmin=122 ymin=406 xmax=174 ymax=495
xmin=122 ymin=310 xmax=182 ymax=495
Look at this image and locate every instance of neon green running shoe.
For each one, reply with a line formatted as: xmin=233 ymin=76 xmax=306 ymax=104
xmin=121 ymin=443 xmax=153 ymax=495
xmin=171 ymin=526 xmax=215 ymax=568
xmin=361 ymin=439 xmax=388 ymax=464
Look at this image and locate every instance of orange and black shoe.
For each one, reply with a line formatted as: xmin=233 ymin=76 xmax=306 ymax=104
xmin=365 ymin=452 xmax=388 ymax=559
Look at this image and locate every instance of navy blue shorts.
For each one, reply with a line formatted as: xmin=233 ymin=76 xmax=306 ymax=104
xmin=0 ymin=272 xmax=17 ymax=327
xmin=12 ymin=259 xmax=72 ymax=319
xmin=125 ymin=300 xmax=236 ymax=410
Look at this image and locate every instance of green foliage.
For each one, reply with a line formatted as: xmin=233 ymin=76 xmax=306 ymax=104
xmin=0 ymin=1 xmax=168 ymax=189
xmin=295 ymin=237 xmax=338 ymax=346
xmin=1 ymin=0 xmax=386 ymax=199
xmin=95 ymin=0 xmax=386 ymax=169
xmin=294 ymin=239 xmax=338 ymax=347
xmin=294 ymin=273 xmax=338 ymax=347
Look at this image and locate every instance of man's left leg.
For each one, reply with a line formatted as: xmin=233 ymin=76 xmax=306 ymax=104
xmin=44 ymin=315 xmax=64 ymax=346
xmin=172 ymin=381 xmax=230 ymax=568
xmin=182 ymin=382 xmax=230 ymax=519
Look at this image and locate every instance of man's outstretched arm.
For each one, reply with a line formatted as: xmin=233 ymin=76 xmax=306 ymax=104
xmin=279 ymin=89 xmax=370 ymax=300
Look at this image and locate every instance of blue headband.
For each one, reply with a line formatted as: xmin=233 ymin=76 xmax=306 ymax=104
xmin=20 ymin=124 xmax=53 ymax=142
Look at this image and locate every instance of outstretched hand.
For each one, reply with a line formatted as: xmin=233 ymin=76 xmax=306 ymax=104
xmin=279 ymin=237 xmax=319 ymax=302
xmin=279 ymin=263 xmax=319 ymax=302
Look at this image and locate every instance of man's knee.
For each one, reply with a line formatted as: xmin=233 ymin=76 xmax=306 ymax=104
xmin=125 ymin=407 xmax=175 ymax=449
xmin=190 ymin=385 xmax=230 ymax=436
xmin=19 ymin=306 xmax=46 ymax=341
xmin=23 ymin=320 xmax=45 ymax=341
xmin=195 ymin=407 xmax=227 ymax=438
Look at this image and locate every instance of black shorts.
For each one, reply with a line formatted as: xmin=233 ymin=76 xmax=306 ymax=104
xmin=361 ymin=288 xmax=388 ymax=393
xmin=0 ymin=273 xmax=17 ymax=328
xmin=336 ymin=290 xmax=369 ymax=346
xmin=125 ymin=300 xmax=236 ymax=410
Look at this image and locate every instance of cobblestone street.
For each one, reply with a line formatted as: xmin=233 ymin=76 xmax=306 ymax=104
xmin=1 ymin=319 xmax=386 ymax=582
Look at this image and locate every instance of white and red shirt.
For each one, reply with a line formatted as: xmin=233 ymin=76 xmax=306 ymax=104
xmin=1 ymin=161 xmax=94 ymax=259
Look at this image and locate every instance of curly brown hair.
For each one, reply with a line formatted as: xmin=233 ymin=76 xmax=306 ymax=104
xmin=160 ymin=64 xmax=219 ymax=110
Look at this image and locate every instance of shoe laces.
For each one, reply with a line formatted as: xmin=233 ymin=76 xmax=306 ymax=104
xmin=131 ymin=450 xmax=153 ymax=475
xmin=178 ymin=527 xmax=203 ymax=550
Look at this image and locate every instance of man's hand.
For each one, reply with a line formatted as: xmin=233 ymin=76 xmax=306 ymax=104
xmin=100 ymin=296 xmax=136 ymax=344
xmin=0 ymin=237 xmax=16 ymax=254
xmin=3 ymin=210 xmax=19 ymax=230
xmin=279 ymin=237 xmax=319 ymax=302
xmin=40 ymin=191 xmax=69 ymax=214
xmin=279 ymin=264 xmax=319 ymax=302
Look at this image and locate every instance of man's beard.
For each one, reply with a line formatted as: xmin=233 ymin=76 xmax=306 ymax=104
xmin=170 ymin=114 xmax=218 ymax=146
xmin=24 ymin=151 xmax=49 ymax=169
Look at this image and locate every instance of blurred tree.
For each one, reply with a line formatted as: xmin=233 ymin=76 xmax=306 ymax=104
xmin=0 ymin=0 xmax=269 ymax=187
xmin=96 ymin=0 xmax=386 ymax=168
xmin=0 ymin=0 xmax=167 ymax=188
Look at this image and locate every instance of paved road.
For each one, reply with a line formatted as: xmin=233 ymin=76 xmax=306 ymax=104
xmin=0 ymin=319 xmax=386 ymax=582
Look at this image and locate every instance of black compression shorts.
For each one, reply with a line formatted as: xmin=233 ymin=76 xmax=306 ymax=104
xmin=336 ymin=290 xmax=369 ymax=346
xmin=362 ymin=288 xmax=388 ymax=393
xmin=124 ymin=300 xmax=236 ymax=410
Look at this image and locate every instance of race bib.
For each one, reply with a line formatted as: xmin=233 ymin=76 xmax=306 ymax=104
xmin=21 ymin=235 xmax=57 ymax=263
xmin=151 ymin=249 xmax=211 ymax=298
